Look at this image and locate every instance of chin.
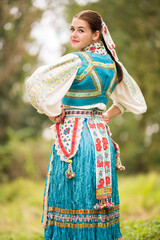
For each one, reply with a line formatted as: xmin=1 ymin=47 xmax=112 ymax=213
xmin=72 ymin=46 xmax=81 ymax=50
xmin=71 ymin=43 xmax=81 ymax=50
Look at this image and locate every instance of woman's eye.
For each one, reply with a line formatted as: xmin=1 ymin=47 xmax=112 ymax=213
xmin=70 ymin=27 xmax=74 ymax=32
xmin=79 ymin=29 xmax=84 ymax=33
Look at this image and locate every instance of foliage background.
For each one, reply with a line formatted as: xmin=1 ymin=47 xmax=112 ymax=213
xmin=0 ymin=0 xmax=160 ymax=239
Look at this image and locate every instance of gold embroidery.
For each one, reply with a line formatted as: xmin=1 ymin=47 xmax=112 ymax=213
xmin=48 ymin=218 xmax=120 ymax=228
xmin=66 ymin=52 xmax=116 ymax=99
xmin=48 ymin=204 xmax=119 ymax=214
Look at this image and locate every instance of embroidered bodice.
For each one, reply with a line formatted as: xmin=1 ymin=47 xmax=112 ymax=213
xmin=62 ymin=51 xmax=117 ymax=107
xmin=25 ymin=41 xmax=147 ymax=117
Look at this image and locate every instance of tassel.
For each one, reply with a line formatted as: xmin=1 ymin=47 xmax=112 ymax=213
xmin=65 ymin=160 xmax=75 ymax=179
xmin=94 ymin=198 xmax=114 ymax=210
xmin=116 ymin=164 xmax=125 ymax=171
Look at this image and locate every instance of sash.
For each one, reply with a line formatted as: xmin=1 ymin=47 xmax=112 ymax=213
xmin=87 ymin=118 xmax=114 ymax=209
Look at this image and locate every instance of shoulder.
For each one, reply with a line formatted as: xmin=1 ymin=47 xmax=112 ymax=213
xmin=73 ymin=51 xmax=114 ymax=64
xmin=53 ymin=53 xmax=81 ymax=66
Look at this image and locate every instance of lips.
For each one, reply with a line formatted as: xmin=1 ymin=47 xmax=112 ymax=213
xmin=72 ymin=40 xmax=79 ymax=43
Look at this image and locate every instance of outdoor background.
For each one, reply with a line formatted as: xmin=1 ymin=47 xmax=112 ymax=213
xmin=0 ymin=0 xmax=160 ymax=239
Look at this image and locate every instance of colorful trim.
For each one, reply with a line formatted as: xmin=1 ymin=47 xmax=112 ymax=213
xmin=56 ymin=118 xmax=79 ymax=159
xmin=87 ymin=119 xmax=112 ymax=201
xmin=83 ymin=41 xmax=107 ymax=55
xmin=66 ymin=52 xmax=116 ymax=99
xmin=65 ymin=109 xmax=103 ymax=117
xmin=47 ymin=205 xmax=120 ymax=228
xmin=113 ymin=102 xmax=126 ymax=114
xmin=41 ymin=146 xmax=54 ymax=228
xmin=53 ymin=117 xmax=84 ymax=162
xmin=48 ymin=204 xmax=119 ymax=214
xmin=105 ymin=70 xmax=117 ymax=98
xmin=48 ymin=220 xmax=120 ymax=228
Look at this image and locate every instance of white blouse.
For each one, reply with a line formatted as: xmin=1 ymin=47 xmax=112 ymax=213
xmin=25 ymin=53 xmax=147 ymax=117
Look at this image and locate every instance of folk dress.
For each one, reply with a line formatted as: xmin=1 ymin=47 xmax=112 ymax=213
xmin=25 ymin=42 xmax=147 ymax=240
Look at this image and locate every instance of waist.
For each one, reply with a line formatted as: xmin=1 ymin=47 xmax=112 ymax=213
xmin=64 ymin=108 xmax=103 ymax=118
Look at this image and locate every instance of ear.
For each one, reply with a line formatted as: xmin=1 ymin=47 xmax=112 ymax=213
xmin=92 ymin=30 xmax=100 ymax=42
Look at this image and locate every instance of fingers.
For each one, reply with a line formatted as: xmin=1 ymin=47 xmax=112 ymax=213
xmin=102 ymin=115 xmax=110 ymax=124
xmin=49 ymin=111 xmax=66 ymax=124
xmin=49 ymin=116 xmax=56 ymax=122
xmin=61 ymin=109 xmax=66 ymax=120
xmin=54 ymin=116 xmax=62 ymax=123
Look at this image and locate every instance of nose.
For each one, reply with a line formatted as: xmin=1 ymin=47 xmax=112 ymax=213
xmin=71 ymin=30 xmax=78 ymax=38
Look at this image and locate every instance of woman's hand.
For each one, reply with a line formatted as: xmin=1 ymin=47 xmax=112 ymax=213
xmin=49 ymin=109 xmax=65 ymax=124
xmin=102 ymin=115 xmax=110 ymax=124
xmin=102 ymin=105 xmax=122 ymax=124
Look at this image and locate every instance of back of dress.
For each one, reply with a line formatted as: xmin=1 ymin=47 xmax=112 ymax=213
xmin=63 ymin=51 xmax=117 ymax=107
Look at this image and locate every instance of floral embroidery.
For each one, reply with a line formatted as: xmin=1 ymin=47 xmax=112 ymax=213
xmin=97 ymin=178 xmax=105 ymax=188
xmin=53 ymin=117 xmax=84 ymax=162
xmin=97 ymin=160 xmax=103 ymax=168
xmin=105 ymin=176 xmax=111 ymax=185
xmin=83 ymin=41 xmax=107 ymax=56
xmin=96 ymin=138 xmax=101 ymax=144
xmin=46 ymin=205 xmax=120 ymax=228
xmin=96 ymin=143 xmax=102 ymax=152
xmin=97 ymin=123 xmax=105 ymax=129
xmin=87 ymin=118 xmax=112 ymax=201
xmin=104 ymin=161 xmax=110 ymax=168
xmin=88 ymin=122 xmax=96 ymax=129
xmin=64 ymin=127 xmax=70 ymax=135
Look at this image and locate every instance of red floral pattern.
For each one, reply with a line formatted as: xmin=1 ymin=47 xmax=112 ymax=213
xmin=97 ymin=160 xmax=103 ymax=168
xmin=96 ymin=138 xmax=101 ymax=144
xmin=105 ymin=176 xmax=111 ymax=185
xmin=104 ymin=161 xmax=110 ymax=168
xmin=102 ymin=137 xmax=108 ymax=144
xmin=96 ymin=143 xmax=102 ymax=152
xmin=87 ymin=118 xmax=112 ymax=201
xmin=88 ymin=122 xmax=96 ymax=129
xmin=97 ymin=123 xmax=105 ymax=129
xmin=97 ymin=178 xmax=105 ymax=188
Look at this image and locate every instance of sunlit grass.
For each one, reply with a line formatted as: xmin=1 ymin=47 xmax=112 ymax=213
xmin=0 ymin=179 xmax=44 ymax=239
xmin=119 ymin=172 xmax=160 ymax=221
xmin=0 ymin=173 xmax=160 ymax=239
xmin=118 ymin=172 xmax=160 ymax=240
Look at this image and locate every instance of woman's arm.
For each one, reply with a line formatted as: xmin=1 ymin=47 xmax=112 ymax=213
xmin=25 ymin=53 xmax=81 ymax=117
xmin=102 ymin=105 xmax=121 ymax=123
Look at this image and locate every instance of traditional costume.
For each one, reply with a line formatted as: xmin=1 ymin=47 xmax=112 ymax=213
xmin=25 ymin=22 xmax=147 ymax=240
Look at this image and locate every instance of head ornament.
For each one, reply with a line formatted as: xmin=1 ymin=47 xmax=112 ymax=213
xmin=101 ymin=22 xmax=119 ymax=61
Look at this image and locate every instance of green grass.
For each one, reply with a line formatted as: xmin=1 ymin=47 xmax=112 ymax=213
xmin=0 ymin=173 xmax=160 ymax=239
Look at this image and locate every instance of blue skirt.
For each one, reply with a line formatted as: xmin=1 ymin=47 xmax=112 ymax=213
xmin=43 ymin=118 xmax=122 ymax=240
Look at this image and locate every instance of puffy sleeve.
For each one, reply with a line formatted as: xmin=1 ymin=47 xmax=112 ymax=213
xmin=25 ymin=53 xmax=81 ymax=116
xmin=110 ymin=63 xmax=147 ymax=114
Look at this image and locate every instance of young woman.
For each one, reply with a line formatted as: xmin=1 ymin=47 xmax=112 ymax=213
xmin=25 ymin=10 xmax=147 ymax=240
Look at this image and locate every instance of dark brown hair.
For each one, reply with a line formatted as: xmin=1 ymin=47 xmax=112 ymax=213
xmin=74 ymin=10 xmax=123 ymax=83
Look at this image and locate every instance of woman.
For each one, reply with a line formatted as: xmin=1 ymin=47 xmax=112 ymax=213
xmin=25 ymin=10 xmax=147 ymax=240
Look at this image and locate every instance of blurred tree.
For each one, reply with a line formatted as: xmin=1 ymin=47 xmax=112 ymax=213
xmin=63 ymin=0 xmax=160 ymax=173
xmin=0 ymin=0 xmax=68 ymax=182
xmin=0 ymin=0 xmax=46 ymax=143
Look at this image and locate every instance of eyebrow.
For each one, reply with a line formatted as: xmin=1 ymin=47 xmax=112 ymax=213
xmin=71 ymin=26 xmax=85 ymax=29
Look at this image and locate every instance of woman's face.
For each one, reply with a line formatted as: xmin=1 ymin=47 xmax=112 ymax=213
xmin=70 ymin=18 xmax=99 ymax=50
